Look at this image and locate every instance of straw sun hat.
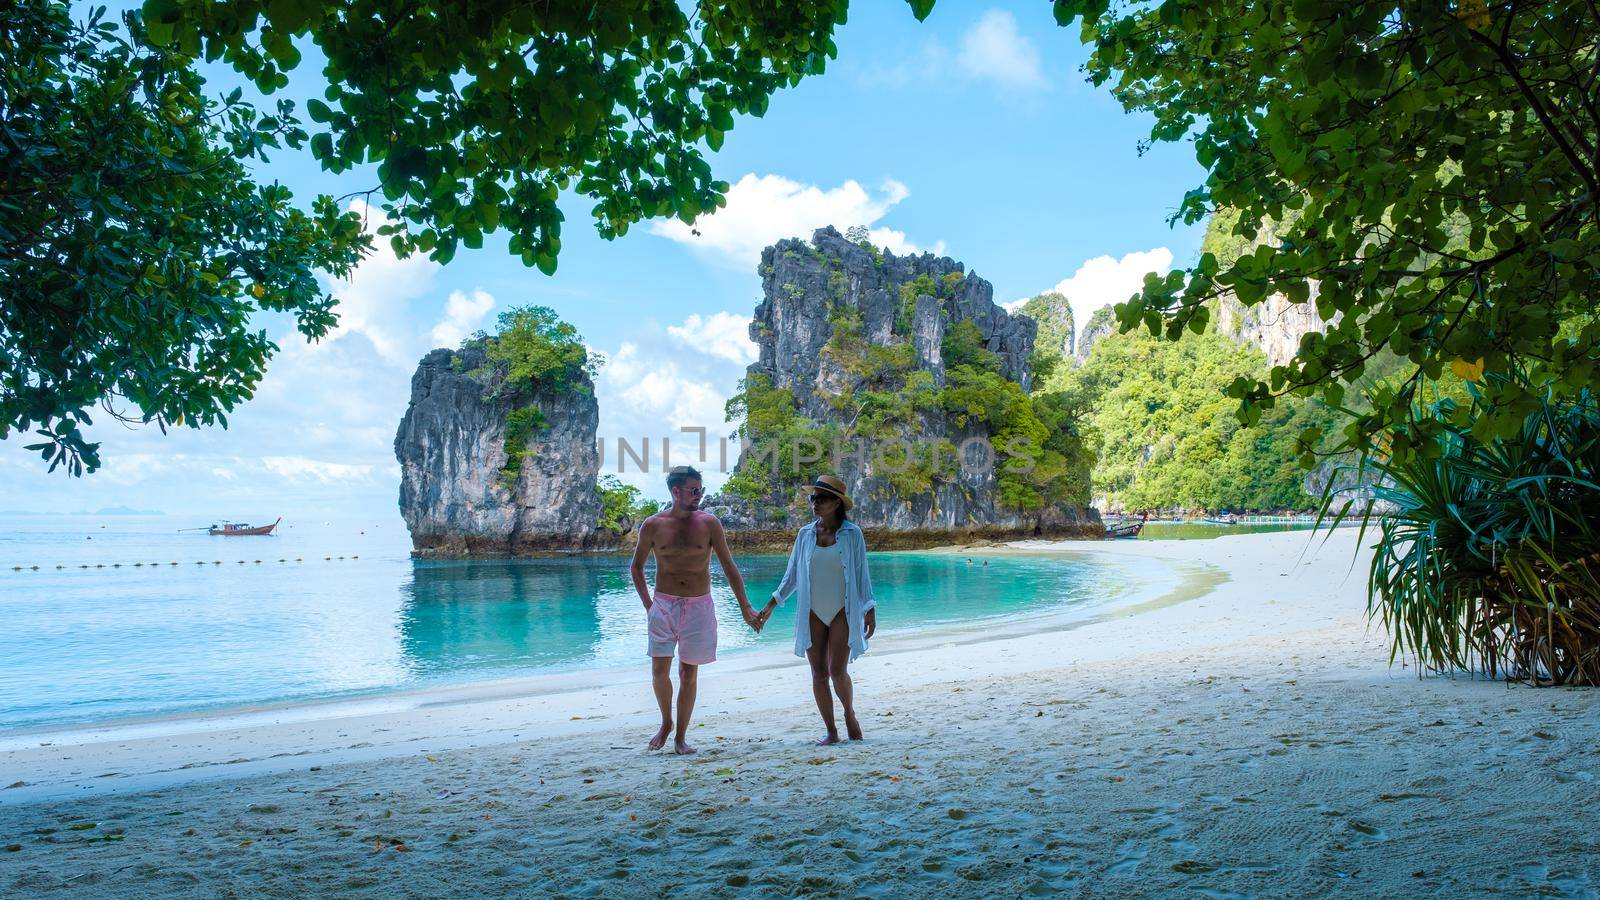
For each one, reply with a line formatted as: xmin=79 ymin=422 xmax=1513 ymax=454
xmin=800 ymin=474 xmax=853 ymax=511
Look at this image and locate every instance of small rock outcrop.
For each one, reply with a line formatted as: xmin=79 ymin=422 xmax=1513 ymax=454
xmin=395 ymin=343 xmax=606 ymax=556
xmin=706 ymin=227 xmax=1099 ymax=546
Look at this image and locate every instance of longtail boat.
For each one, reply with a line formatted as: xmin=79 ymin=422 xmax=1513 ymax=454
xmin=207 ymin=518 xmax=281 ymax=536
xmin=1105 ymin=511 xmax=1149 ymax=539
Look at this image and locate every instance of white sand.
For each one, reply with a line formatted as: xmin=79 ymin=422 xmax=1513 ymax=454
xmin=3 ymin=530 xmax=1597 ymax=897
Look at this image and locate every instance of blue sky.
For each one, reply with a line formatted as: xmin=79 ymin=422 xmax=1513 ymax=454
xmin=2 ymin=3 xmax=1206 ymax=518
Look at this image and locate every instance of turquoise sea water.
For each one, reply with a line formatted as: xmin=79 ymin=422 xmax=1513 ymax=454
xmin=0 ymin=514 xmax=1172 ymax=731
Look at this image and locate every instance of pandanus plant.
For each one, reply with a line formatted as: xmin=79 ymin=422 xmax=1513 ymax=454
xmin=1323 ymin=375 xmax=1600 ymax=686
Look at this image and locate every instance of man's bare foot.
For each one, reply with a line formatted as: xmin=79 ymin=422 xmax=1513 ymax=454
xmin=673 ymin=740 xmax=697 ymax=755
xmin=816 ymin=732 xmax=842 ymax=746
xmin=648 ymin=724 xmax=671 ymax=751
xmin=844 ymin=714 xmax=864 ymax=741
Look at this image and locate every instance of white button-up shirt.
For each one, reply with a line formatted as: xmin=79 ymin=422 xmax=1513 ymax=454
xmin=771 ymin=520 xmax=877 ymax=661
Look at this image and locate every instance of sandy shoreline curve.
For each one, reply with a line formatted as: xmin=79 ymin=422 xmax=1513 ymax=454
xmin=0 ymin=542 xmax=1209 ymax=800
xmin=3 ymin=530 xmax=1597 ymax=897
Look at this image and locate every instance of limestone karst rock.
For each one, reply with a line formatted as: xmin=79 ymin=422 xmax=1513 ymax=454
xmin=396 ymin=343 xmax=605 ymax=556
xmin=704 ymin=227 xmax=1099 ymax=546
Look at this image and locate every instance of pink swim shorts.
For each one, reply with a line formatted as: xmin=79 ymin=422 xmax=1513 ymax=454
xmin=647 ymin=592 xmax=718 ymax=665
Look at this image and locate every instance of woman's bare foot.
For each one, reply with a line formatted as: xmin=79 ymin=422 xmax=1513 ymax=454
xmin=816 ymin=731 xmax=842 ymax=746
xmin=844 ymin=713 xmax=864 ymax=741
xmin=648 ymin=723 xmax=671 ymax=751
xmin=673 ymin=740 xmax=698 ymax=755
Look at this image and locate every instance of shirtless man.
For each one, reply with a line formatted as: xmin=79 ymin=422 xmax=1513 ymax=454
xmin=630 ymin=465 xmax=765 ymax=754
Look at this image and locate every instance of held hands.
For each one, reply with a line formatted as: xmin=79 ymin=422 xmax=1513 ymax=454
xmin=740 ymin=602 xmax=764 ymax=634
xmin=740 ymin=599 xmax=778 ymax=634
xmin=864 ymin=608 xmax=876 ymax=640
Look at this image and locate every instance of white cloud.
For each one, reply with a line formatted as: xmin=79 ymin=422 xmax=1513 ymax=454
xmin=649 ymin=174 xmax=937 ymax=268
xmin=592 ymin=310 xmax=764 ymax=497
xmin=261 ymin=455 xmax=376 ymax=484
xmin=1015 ymin=248 xmax=1175 ymax=346
xmin=431 ymin=288 xmax=496 ymax=349
xmin=322 ymin=201 xmax=440 ymax=365
xmin=666 ymin=312 xmax=758 ymax=366
xmin=0 ymin=202 xmax=501 ymax=514
xmin=856 ymin=38 xmax=951 ymax=89
xmin=959 ymin=10 xmax=1047 ymax=91
xmin=869 ymin=226 xmax=946 ymax=258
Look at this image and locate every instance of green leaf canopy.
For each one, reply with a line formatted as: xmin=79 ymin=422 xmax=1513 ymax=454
xmin=1 ymin=2 xmax=369 ymax=474
xmin=1057 ymin=0 xmax=1600 ymax=459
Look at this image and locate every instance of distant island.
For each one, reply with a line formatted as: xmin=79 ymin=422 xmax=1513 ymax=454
xmin=0 ymin=506 xmax=165 ymax=516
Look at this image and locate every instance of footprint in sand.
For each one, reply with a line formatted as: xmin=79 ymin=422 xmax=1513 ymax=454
xmin=1345 ymin=820 xmax=1388 ymax=843
xmin=1509 ymin=863 xmax=1595 ymax=896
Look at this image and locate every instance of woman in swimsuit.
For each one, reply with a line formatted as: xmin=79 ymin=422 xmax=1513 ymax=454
xmin=761 ymin=474 xmax=878 ymax=745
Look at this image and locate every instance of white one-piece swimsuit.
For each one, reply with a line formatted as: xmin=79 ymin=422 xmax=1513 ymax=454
xmin=808 ymin=541 xmax=846 ymax=624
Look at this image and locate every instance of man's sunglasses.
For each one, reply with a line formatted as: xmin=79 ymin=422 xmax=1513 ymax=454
xmin=809 ymin=493 xmax=839 ymax=504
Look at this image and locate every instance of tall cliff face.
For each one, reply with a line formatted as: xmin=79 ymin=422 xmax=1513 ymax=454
xmin=754 ymin=227 xmax=1037 ymax=395
xmin=707 ymin=227 xmax=1098 ymax=543
xmin=395 ymin=344 xmax=605 ymax=556
xmin=1205 ymin=216 xmax=1337 ymax=367
xmin=1017 ymin=291 xmax=1074 ymax=363
xmin=1213 ymin=284 xmax=1332 ymax=368
xmin=1075 ymin=306 xmax=1117 ymax=360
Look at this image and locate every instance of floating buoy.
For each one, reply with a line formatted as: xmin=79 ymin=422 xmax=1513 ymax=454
xmin=95 ymin=563 xmax=105 ymax=568
xmin=324 ymin=556 xmax=331 ymax=561
xmin=352 ymin=555 xmax=359 ymax=560
xmin=213 ymin=560 xmax=221 ymax=565
xmin=10 ymin=566 xmax=19 ymax=572
xmin=112 ymin=563 xmax=120 ymax=568
xmin=79 ymin=565 xmax=88 ymax=569
xmin=55 ymin=564 xmax=63 ymax=569
xmin=295 ymin=557 xmax=303 ymax=561
xmin=254 ymin=559 xmax=261 ymax=564
xmin=134 ymin=562 xmax=143 ymax=567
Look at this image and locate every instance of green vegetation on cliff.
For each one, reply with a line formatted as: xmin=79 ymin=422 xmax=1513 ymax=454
xmin=456 ymin=305 xmax=595 ymax=490
xmin=1047 ymin=327 xmax=1340 ymax=511
xmin=726 ymin=310 xmax=1089 ymax=516
xmin=941 ymin=321 xmax=1089 ymax=512
xmin=477 ymin=306 xmax=595 ymax=396
xmin=596 ymin=475 xmax=662 ymax=532
xmin=722 ymin=372 xmax=843 ymax=512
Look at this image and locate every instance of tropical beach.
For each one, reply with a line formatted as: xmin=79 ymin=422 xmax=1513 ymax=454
xmin=7 ymin=0 xmax=1600 ymax=897
xmin=3 ymin=529 xmax=1597 ymax=896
